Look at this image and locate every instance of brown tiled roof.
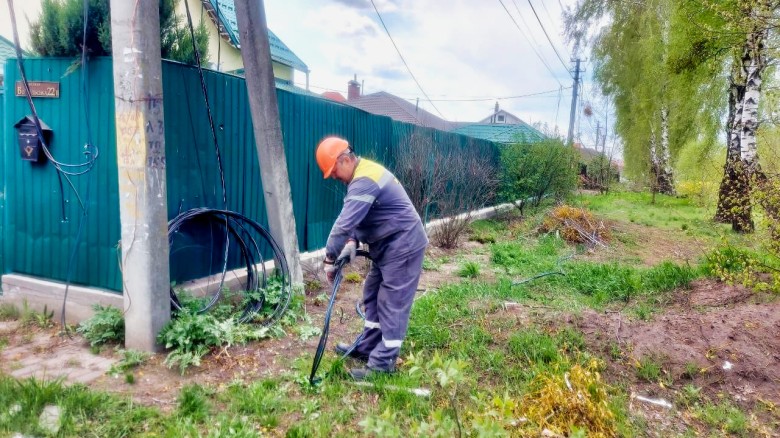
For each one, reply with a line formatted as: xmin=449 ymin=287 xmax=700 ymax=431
xmin=347 ymin=91 xmax=450 ymax=131
xmin=322 ymin=91 xmax=347 ymax=103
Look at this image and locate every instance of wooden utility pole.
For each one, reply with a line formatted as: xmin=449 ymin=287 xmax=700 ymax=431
xmin=109 ymin=0 xmax=170 ymax=351
xmin=234 ymin=0 xmax=303 ymax=285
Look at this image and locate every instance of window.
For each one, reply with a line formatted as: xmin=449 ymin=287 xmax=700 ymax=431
xmin=497 ymin=115 xmax=505 ymax=123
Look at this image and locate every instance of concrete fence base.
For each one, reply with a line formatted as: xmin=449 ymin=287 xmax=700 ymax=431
xmin=0 ymin=199 xmax=527 ymax=324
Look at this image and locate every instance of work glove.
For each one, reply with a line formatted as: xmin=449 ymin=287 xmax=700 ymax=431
xmin=337 ymin=239 xmax=357 ymax=264
xmin=323 ymin=259 xmax=337 ymax=284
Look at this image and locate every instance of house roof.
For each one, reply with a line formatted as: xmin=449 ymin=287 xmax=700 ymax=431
xmin=348 ymin=91 xmax=449 ymax=131
xmin=452 ymin=123 xmax=545 ymax=144
xmin=0 ymin=34 xmax=17 ymax=71
xmin=321 ymin=91 xmax=346 ymax=103
xmin=203 ymin=0 xmax=309 ymax=73
xmin=477 ymin=109 xmax=524 ymax=124
xmin=274 ymin=80 xmax=320 ymax=97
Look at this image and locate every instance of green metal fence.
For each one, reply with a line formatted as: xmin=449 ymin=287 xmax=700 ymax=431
xmin=2 ymin=57 xmax=499 ymax=292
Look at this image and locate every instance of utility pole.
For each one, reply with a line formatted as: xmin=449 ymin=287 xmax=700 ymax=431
xmin=595 ymin=120 xmax=601 ymax=152
xmin=109 ymin=0 xmax=170 ymax=351
xmin=234 ymin=0 xmax=303 ymax=285
xmin=567 ymin=58 xmax=582 ymax=146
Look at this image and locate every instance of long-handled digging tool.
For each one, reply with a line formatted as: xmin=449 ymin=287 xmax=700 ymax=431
xmin=309 ymin=250 xmax=370 ymax=385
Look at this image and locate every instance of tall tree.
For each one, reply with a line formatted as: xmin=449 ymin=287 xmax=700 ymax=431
xmin=29 ymin=0 xmax=210 ymax=65
xmin=566 ymin=0 xmax=711 ymax=197
xmin=674 ymin=0 xmax=778 ymax=231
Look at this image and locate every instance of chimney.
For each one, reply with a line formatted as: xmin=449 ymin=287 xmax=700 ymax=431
xmin=348 ymin=74 xmax=361 ymax=101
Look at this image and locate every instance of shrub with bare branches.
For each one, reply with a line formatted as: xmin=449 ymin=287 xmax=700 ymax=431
xmin=394 ymin=130 xmax=500 ymax=248
xmin=393 ymin=130 xmax=448 ymax=220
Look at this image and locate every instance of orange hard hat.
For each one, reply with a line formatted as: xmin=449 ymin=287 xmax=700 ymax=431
xmin=316 ymin=136 xmax=349 ymax=178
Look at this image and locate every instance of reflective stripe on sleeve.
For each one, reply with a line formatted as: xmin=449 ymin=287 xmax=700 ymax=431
xmin=346 ymin=194 xmax=376 ymax=204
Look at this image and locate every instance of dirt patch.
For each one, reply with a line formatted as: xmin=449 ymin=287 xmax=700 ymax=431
xmin=576 ymin=279 xmax=780 ymax=407
xmin=581 ymin=221 xmax=707 ymax=266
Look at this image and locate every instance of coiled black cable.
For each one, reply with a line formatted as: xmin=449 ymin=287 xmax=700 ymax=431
xmin=309 ymin=250 xmax=370 ymax=385
xmin=167 ymin=208 xmax=292 ymax=325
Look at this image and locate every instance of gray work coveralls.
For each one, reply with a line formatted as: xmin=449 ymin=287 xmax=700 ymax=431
xmin=325 ymin=158 xmax=428 ymax=371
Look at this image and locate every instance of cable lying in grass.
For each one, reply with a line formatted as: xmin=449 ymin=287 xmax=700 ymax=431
xmin=309 ymin=250 xmax=370 ymax=386
xmin=167 ymin=208 xmax=292 ymax=325
xmin=512 ymin=252 xmax=576 ymax=287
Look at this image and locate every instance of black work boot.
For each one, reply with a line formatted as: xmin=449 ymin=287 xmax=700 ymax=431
xmin=334 ymin=343 xmax=369 ymax=362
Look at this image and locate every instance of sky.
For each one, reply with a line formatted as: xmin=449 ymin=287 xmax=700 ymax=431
xmin=263 ymin=0 xmax=606 ymax=144
xmin=1 ymin=0 xmax=610 ymax=150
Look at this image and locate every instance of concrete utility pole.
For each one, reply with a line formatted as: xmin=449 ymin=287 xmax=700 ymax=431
xmin=567 ymin=58 xmax=582 ymax=146
xmin=234 ymin=0 xmax=303 ymax=285
xmin=109 ymin=0 xmax=170 ymax=351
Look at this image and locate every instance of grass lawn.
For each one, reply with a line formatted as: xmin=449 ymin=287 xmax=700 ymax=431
xmin=1 ymin=190 xmax=778 ymax=437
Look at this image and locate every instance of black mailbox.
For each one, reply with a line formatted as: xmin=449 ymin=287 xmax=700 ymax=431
xmin=14 ymin=115 xmax=52 ymax=162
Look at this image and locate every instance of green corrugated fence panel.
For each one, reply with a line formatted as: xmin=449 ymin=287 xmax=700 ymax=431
xmin=3 ymin=58 xmax=121 ymax=291
xmin=1 ymin=86 xmax=5 ymax=280
xmin=3 ymin=57 xmax=500 ymax=292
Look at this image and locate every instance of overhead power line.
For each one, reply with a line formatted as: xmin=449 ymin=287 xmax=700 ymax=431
xmin=403 ymin=87 xmax=571 ymax=102
xmin=369 ymin=0 xmax=446 ymax=119
xmin=497 ymin=0 xmax=563 ymax=87
xmin=526 ymin=0 xmax=572 ymax=76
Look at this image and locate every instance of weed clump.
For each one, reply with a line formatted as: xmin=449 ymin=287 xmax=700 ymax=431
xmin=520 ymin=358 xmax=616 ymax=437
xmin=540 ymin=205 xmax=611 ymax=245
xmin=77 ymin=305 xmax=124 ymax=347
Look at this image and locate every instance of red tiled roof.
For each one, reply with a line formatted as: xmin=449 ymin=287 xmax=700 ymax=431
xmin=322 ymin=91 xmax=347 ymax=103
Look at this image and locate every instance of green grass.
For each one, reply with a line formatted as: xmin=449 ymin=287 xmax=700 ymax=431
xmin=576 ymin=191 xmax=716 ymax=232
xmin=456 ymin=261 xmax=480 ymax=278
xmin=636 ymin=356 xmax=663 ymax=382
xmin=696 ymin=400 xmax=750 ymax=436
xmin=0 ymin=303 xmax=20 ymax=321
xmin=0 ymin=191 xmax=772 ymax=436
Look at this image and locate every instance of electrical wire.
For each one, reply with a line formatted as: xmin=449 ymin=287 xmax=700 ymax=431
xmin=167 ymin=208 xmax=293 ymax=325
xmin=526 ymin=0 xmax=572 ymax=75
xmin=60 ymin=0 xmax=97 ymax=333
xmin=6 ymin=0 xmax=99 ymax=330
xmin=309 ymin=250 xmax=370 ymax=386
xmin=369 ymin=0 xmax=446 ymax=120
xmin=183 ymin=0 xmax=227 ymax=207
xmin=6 ymin=0 xmax=98 ymax=217
xmin=497 ymin=0 xmax=564 ymax=87
xmin=511 ymin=251 xmax=575 ymax=286
xmin=407 ymin=87 xmax=572 ymax=102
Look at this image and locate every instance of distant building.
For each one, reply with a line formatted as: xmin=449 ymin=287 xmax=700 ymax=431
xmin=343 ymin=75 xmax=450 ymax=131
xmin=182 ymin=0 xmax=309 ymax=87
xmin=0 ymin=35 xmax=18 ymax=88
xmin=451 ymin=103 xmax=545 ymax=144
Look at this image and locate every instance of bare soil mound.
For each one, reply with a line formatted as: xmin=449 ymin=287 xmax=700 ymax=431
xmin=577 ymin=279 xmax=780 ymax=406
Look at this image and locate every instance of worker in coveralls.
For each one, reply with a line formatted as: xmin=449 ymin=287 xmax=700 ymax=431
xmin=316 ymin=136 xmax=428 ymax=380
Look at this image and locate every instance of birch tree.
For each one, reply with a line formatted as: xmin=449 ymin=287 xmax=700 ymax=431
xmin=566 ymin=0 xmax=708 ymax=196
xmin=677 ymin=0 xmax=779 ymax=231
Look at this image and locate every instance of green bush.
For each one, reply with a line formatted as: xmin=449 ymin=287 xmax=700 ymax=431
xmin=500 ymin=137 xmax=578 ymax=205
xmin=77 ymin=304 xmax=124 ymax=347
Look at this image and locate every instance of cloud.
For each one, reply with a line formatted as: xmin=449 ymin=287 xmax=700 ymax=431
xmin=303 ymin=5 xmax=378 ymax=38
xmin=266 ymin=0 xmax=588 ymax=130
xmin=331 ymin=0 xmax=400 ymax=12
